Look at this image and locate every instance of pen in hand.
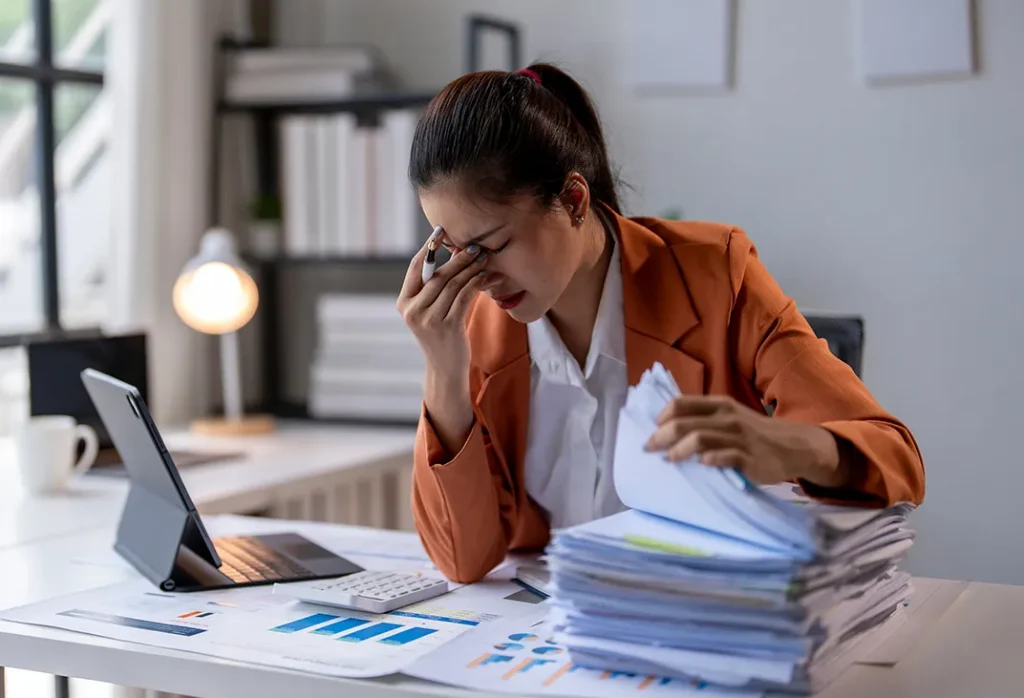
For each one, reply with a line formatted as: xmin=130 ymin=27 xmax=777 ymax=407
xmin=421 ymin=226 xmax=444 ymax=284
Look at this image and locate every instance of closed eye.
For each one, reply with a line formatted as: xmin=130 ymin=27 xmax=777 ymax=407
xmin=443 ymin=239 xmax=510 ymax=256
xmin=482 ymin=240 xmax=510 ymax=255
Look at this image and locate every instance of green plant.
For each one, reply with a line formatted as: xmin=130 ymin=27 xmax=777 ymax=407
xmin=249 ymin=194 xmax=281 ymax=221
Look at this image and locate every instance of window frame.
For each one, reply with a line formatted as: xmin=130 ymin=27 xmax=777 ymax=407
xmin=0 ymin=0 xmax=104 ymax=348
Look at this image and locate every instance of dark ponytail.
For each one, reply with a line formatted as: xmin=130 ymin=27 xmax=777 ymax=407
xmin=409 ymin=62 xmax=623 ymax=214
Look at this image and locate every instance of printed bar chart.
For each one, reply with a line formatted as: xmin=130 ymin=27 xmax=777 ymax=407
xmin=503 ymin=658 xmax=556 ymax=679
xmin=178 ymin=611 xmax=217 ymax=619
xmin=379 ymin=627 xmax=437 ymax=646
xmin=57 ymin=610 xmax=207 ymax=637
xmin=338 ymin=622 xmax=402 ymax=643
xmin=311 ymin=618 xmax=371 ymax=636
xmin=468 ymin=653 xmax=514 ymax=668
xmin=542 ymin=662 xmax=580 ymax=687
xmin=269 ymin=613 xmax=339 ymax=634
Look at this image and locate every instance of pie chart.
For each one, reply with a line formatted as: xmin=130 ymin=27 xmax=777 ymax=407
xmin=508 ymin=633 xmax=539 ymax=642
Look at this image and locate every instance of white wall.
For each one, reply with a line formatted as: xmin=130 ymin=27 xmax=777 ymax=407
xmin=276 ymin=0 xmax=1024 ymax=584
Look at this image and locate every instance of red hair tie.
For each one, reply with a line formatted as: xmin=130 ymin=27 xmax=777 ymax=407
xmin=516 ymin=68 xmax=541 ymax=85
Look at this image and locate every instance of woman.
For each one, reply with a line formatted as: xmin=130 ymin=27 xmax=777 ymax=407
xmin=397 ymin=63 xmax=925 ymax=583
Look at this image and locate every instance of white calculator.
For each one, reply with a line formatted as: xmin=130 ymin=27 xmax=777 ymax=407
xmin=273 ymin=571 xmax=450 ymax=613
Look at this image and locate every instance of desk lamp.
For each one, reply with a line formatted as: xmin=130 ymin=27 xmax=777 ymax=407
xmin=172 ymin=227 xmax=274 ymax=435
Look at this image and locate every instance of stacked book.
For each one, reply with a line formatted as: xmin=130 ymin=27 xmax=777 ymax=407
xmin=223 ymin=46 xmax=378 ymax=104
xmin=307 ymin=293 xmax=424 ymax=422
xmin=547 ymin=363 xmax=916 ymax=694
xmin=278 ymin=107 xmax=427 ymax=258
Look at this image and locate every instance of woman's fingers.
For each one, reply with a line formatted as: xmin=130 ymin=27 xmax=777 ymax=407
xmin=428 ymin=252 xmax=489 ymax=320
xmin=664 ymin=429 xmax=743 ymax=462
xmin=656 ymin=395 xmax=737 ymax=424
xmin=399 ymin=226 xmax=445 ymax=300
xmin=415 ymin=244 xmax=487 ymax=309
xmin=646 ymin=415 xmax=739 ymax=451
xmin=447 ymin=271 xmax=486 ymax=322
xmin=699 ymin=448 xmax=751 ymax=473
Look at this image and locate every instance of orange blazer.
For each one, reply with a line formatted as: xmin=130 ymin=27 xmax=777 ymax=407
xmin=411 ymin=212 xmax=926 ymax=583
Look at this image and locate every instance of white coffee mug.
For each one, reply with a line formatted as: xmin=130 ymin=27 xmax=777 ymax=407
xmin=13 ymin=415 xmax=99 ymax=494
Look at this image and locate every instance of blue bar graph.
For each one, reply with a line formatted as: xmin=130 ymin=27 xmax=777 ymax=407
xmin=468 ymin=653 xmax=514 ymax=668
xmin=379 ymin=626 xmax=437 ymax=646
xmin=270 ymin=613 xmax=339 ymax=634
xmin=338 ymin=622 xmax=403 ymax=643
xmin=311 ymin=618 xmax=371 ymax=636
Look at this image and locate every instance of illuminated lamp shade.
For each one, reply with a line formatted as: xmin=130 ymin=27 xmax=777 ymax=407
xmin=172 ymin=228 xmax=274 ymax=436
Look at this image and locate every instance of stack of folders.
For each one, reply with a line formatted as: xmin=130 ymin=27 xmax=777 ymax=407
xmin=307 ymin=293 xmax=425 ymax=422
xmin=547 ymin=363 xmax=916 ymax=694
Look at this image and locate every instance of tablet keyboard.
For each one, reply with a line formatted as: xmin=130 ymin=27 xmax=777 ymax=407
xmin=215 ymin=536 xmax=313 ymax=583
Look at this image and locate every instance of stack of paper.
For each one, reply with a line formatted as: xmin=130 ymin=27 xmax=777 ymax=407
xmin=307 ymin=293 xmax=424 ymax=422
xmin=546 ymin=363 xmax=917 ymax=694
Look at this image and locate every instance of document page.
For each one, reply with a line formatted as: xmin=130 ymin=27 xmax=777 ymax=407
xmin=2 ymin=573 xmax=539 ymax=679
xmin=403 ymin=608 xmax=764 ymax=698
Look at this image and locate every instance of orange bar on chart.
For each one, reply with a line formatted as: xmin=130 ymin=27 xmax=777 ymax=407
xmin=542 ymin=662 xmax=576 ymax=687
xmin=503 ymin=659 xmax=533 ymax=680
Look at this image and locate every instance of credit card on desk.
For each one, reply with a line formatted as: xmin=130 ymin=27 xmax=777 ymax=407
xmin=513 ymin=565 xmax=552 ymax=599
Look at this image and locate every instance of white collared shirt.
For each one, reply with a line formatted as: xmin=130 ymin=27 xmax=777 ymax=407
xmin=523 ymin=235 xmax=630 ymax=530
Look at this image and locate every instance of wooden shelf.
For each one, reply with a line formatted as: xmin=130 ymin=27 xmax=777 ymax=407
xmin=244 ymin=253 xmax=414 ymax=267
xmin=218 ymin=90 xmax=437 ymax=115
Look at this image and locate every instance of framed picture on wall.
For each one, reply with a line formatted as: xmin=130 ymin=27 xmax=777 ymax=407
xmin=466 ymin=15 xmax=522 ymax=72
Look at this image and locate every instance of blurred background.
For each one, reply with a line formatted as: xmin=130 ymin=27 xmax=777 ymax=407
xmin=0 ymin=0 xmax=1021 ymax=629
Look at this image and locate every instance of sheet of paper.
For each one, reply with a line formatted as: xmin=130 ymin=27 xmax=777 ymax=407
xmin=613 ymin=411 xmax=799 ymax=554
xmin=403 ymin=610 xmax=763 ymax=698
xmin=1 ymin=570 xmax=539 ymax=679
xmin=570 ymin=509 xmax=792 ymax=564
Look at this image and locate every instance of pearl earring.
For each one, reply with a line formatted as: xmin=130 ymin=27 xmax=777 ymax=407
xmin=574 ymin=215 xmax=585 ymax=226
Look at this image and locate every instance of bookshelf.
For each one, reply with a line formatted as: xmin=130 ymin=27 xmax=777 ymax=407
xmin=218 ymin=91 xmax=439 ymax=115
xmin=211 ymin=17 xmax=522 ymax=424
xmin=211 ymin=38 xmax=437 ymax=423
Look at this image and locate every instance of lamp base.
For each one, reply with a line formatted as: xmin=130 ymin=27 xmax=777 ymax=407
xmin=189 ymin=414 xmax=276 ymax=437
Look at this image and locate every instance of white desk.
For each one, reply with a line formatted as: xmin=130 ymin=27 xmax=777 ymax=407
xmin=1 ymin=515 xmax=1024 ymax=698
xmin=0 ymin=420 xmax=418 ymax=550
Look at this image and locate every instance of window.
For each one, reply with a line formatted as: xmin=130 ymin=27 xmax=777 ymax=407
xmin=0 ymin=0 xmax=109 ymax=434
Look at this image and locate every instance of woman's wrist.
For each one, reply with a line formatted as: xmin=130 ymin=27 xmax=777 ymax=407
xmin=796 ymin=427 xmax=848 ymax=489
xmin=423 ymin=367 xmax=474 ymax=458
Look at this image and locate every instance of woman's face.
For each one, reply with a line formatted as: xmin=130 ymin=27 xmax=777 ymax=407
xmin=419 ymin=187 xmax=587 ymax=324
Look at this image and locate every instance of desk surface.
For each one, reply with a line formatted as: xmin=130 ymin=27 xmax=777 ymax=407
xmin=1 ymin=516 xmax=1023 ymax=698
xmin=0 ymin=421 xmax=416 ymax=549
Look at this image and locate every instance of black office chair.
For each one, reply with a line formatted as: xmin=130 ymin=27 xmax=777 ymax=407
xmin=803 ymin=313 xmax=864 ymax=378
xmin=763 ymin=313 xmax=864 ymax=417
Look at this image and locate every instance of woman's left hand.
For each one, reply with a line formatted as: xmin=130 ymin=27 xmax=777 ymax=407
xmin=644 ymin=395 xmax=848 ymax=488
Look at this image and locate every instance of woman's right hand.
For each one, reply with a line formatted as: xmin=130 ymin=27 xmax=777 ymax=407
xmin=397 ymin=231 xmax=488 ymax=454
xmin=398 ymin=232 xmax=487 ymax=377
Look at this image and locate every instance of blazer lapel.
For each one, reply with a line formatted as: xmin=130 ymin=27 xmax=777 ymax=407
xmin=615 ymin=212 xmax=707 ymax=396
